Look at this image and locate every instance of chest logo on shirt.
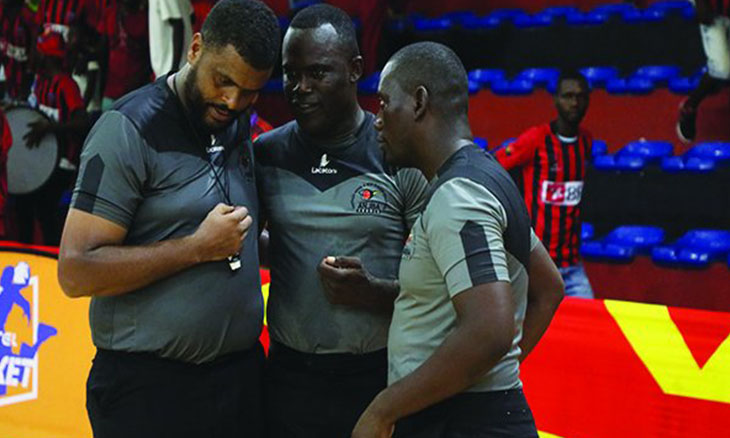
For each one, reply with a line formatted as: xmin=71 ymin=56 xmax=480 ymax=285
xmin=311 ymin=154 xmax=338 ymax=174
xmin=351 ymin=183 xmax=388 ymax=215
xmin=541 ymin=180 xmax=584 ymax=206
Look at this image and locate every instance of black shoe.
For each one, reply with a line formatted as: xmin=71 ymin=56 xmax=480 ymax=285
xmin=676 ymin=99 xmax=697 ymax=143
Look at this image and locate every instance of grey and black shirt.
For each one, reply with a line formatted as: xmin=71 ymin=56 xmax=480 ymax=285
xmin=255 ymin=112 xmax=428 ymax=354
xmin=71 ymin=76 xmax=263 ymax=364
xmin=389 ymin=145 xmax=539 ymax=392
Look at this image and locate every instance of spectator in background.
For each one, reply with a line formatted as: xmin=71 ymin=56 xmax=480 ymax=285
xmin=99 ymin=0 xmax=151 ymax=110
xmin=0 ymin=0 xmax=35 ymax=102
xmin=191 ymin=0 xmax=216 ymax=33
xmin=495 ymin=71 xmax=594 ymax=299
xmin=249 ymin=110 xmax=272 ymax=140
xmin=149 ymin=0 xmax=193 ymax=78
xmin=17 ymin=29 xmax=87 ymax=245
xmin=0 ymin=109 xmax=11 ymax=237
xmin=677 ymin=0 xmax=730 ymax=143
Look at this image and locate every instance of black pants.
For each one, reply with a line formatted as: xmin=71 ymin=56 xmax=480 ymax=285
xmin=87 ymin=344 xmax=265 ymax=438
xmin=265 ymin=341 xmax=387 ymax=438
xmin=15 ymin=168 xmax=74 ymax=246
xmin=395 ymin=389 xmax=539 ymax=438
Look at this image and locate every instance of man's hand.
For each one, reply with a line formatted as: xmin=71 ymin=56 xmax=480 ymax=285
xmin=318 ymin=256 xmax=374 ymax=306
xmin=23 ymin=119 xmax=53 ymax=147
xmin=351 ymin=403 xmax=395 ymax=438
xmin=190 ymin=203 xmax=252 ymax=262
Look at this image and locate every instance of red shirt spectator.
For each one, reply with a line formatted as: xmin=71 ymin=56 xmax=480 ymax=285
xmin=99 ymin=0 xmax=151 ymax=103
xmin=250 ymin=111 xmax=273 ymax=141
xmin=0 ymin=109 xmax=11 ymax=236
xmin=0 ymin=0 xmax=34 ymax=100
xmin=191 ymin=0 xmax=216 ymax=33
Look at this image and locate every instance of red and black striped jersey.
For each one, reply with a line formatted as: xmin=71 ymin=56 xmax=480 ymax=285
xmin=30 ymin=72 xmax=84 ymax=161
xmin=0 ymin=6 xmax=34 ymax=100
xmin=0 ymin=109 xmax=12 ymax=233
xmin=35 ymin=0 xmax=89 ymax=39
xmin=495 ymin=122 xmax=592 ymax=268
xmin=250 ymin=112 xmax=273 ymax=141
xmin=707 ymin=0 xmax=730 ymax=16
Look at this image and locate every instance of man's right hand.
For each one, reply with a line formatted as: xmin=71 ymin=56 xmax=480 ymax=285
xmin=192 ymin=203 xmax=252 ymax=262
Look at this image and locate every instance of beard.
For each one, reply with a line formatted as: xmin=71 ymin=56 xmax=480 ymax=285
xmin=182 ymin=65 xmax=242 ymax=135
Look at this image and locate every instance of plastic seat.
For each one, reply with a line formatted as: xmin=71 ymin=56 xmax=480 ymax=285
xmin=541 ymin=6 xmax=581 ymax=18
xmin=593 ymin=154 xmax=618 ymax=171
xmin=678 ymin=230 xmax=730 ymax=258
xmin=580 ymin=66 xmax=619 ymax=88
xmin=468 ymin=69 xmax=505 ymax=86
xmin=686 ymin=142 xmax=730 ymax=163
xmin=589 ymin=3 xmax=643 ymax=23
xmin=358 ymin=72 xmax=380 ymax=95
xmin=514 ymin=13 xmax=552 ymax=28
xmin=592 ymin=139 xmax=608 ymax=156
xmin=487 ymin=8 xmax=529 ymax=23
xmin=473 ymin=137 xmax=488 ymax=150
xmin=616 ymin=154 xmax=647 ymax=171
xmin=461 ymin=15 xmax=500 ymax=30
xmin=580 ymin=241 xmax=636 ymax=262
xmin=618 ymin=140 xmax=674 ymax=162
xmin=669 ymin=76 xmax=700 ymax=94
xmin=490 ymin=78 xmax=534 ymax=95
xmin=468 ymin=80 xmax=480 ymax=95
xmin=645 ymin=1 xmax=695 ymax=20
xmin=653 ymin=229 xmax=730 ymax=267
xmin=262 ymin=77 xmax=283 ymax=93
xmin=605 ymin=225 xmax=665 ymax=253
xmin=517 ymin=67 xmax=560 ymax=87
xmin=566 ymin=11 xmax=608 ymax=26
xmin=606 ymin=78 xmax=629 ymax=94
xmin=685 ymin=157 xmax=716 ymax=173
xmin=625 ymin=77 xmax=655 ymax=94
xmin=661 ymin=156 xmax=685 ymax=173
xmin=413 ymin=17 xmax=452 ymax=32
xmin=633 ymin=65 xmax=681 ymax=84
xmin=581 ymin=222 xmax=595 ymax=241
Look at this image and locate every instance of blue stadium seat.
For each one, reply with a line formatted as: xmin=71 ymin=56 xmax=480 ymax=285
xmin=278 ymin=17 xmax=290 ymax=30
xmin=491 ymin=78 xmax=534 ymax=95
xmin=413 ymin=17 xmax=452 ymax=32
xmin=473 ymin=137 xmax=488 ymax=150
xmin=540 ymin=6 xmax=581 ymax=18
xmin=358 ymin=72 xmax=380 ymax=95
xmin=513 ymin=13 xmax=552 ymax=28
xmin=605 ymin=78 xmax=629 ymax=94
xmin=618 ymin=140 xmax=674 ymax=163
xmin=589 ymin=3 xmax=643 ymax=23
xmin=616 ymin=154 xmax=647 ymax=171
xmin=685 ymin=157 xmax=716 ymax=173
xmin=604 ymin=225 xmax=665 ymax=254
xmin=669 ymin=76 xmax=700 ymax=94
xmin=487 ymin=8 xmax=530 ymax=24
xmin=461 ymin=15 xmax=500 ymax=30
xmin=661 ymin=156 xmax=685 ymax=173
xmin=580 ymin=66 xmax=619 ymax=88
xmin=685 ymin=142 xmax=730 ymax=164
xmin=566 ymin=11 xmax=609 ymax=25
xmin=468 ymin=80 xmax=481 ymax=95
xmin=581 ymin=222 xmax=595 ymax=241
xmin=580 ymin=241 xmax=636 ymax=262
xmin=593 ymin=154 xmax=618 ymax=170
xmin=517 ymin=67 xmax=560 ymax=88
xmin=633 ymin=65 xmax=681 ymax=85
xmin=645 ymin=1 xmax=695 ymax=20
xmin=592 ymin=139 xmax=608 ymax=156
xmin=652 ymin=229 xmax=730 ymax=267
xmin=468 ymin=69 xmax=506 ymax=86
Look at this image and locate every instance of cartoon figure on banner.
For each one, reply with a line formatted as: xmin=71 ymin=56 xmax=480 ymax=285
xmin=0 ymin=262 xmax=57 ymax=404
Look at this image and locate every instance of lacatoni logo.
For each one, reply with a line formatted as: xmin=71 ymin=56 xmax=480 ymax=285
xmin=312 ymin=154 xmax=338 ymax=174
xmin=0 ymin=262 xmax=57 ymax=407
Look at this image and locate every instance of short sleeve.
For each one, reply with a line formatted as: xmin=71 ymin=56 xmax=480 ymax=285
xmin=158 ymin=0 xmax=192 ymax=22
xmin=394 ymin=167 xmax=428 ymax=229
xmin=71 ymin=111 xmax=148 ymax=228
xmin=61 ymin=76 xmax=84 ymax=115
xmin=422 ymin=178 xmax=511 ymax=298
xmin=530 ymin=228 xmax=540 ymax=251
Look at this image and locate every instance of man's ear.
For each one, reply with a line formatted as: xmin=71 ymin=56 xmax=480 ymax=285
xmin=414 ymin=85 xmax=429 ymax=121
xmin=349 ymin=55 xmax=364 ymax=83
xmin=188 ymin=32 xmax=203 ymax=65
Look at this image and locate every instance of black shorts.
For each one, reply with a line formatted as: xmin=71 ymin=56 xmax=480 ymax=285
xmin=86 ymin=343 xmax=265 ymax=438
xmin=395 ymin=389 xmax=539 ymax=438
xmin=265 ymin=341 xmax=387 ymax=438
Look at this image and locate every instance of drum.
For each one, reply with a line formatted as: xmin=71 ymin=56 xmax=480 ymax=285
xmin=5 ymin=105 xmax=59 ymax=195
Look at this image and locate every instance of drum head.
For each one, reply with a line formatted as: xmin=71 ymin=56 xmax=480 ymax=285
xmin=6 ymin=105 xmax=59 ymax=195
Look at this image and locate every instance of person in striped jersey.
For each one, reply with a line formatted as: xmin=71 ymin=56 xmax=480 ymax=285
xmin=495 ymin=71 xmax=594 ymax=298
xmin=18 ymin=29 xmax=87 ymax=245
xmin=0 ymin=0 xmax=35 ymax=102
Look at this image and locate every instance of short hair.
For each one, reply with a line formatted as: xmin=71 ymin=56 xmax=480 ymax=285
xmin=289 ymin=4 xmax=359 ymax=58
xmin=556 ymin=70 xmax=589 ymax=94
xmin=201 ymin=0 xmax=281 ymax=71
xmin=387 ymin=42 xmax=469 ymax=117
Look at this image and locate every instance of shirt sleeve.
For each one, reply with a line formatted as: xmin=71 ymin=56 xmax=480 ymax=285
xmin=71 ymin=111 xmax=148 ymax=229
xmin=530 ymin=228 xmax=540 ymax=251
xmin=61 ymin=76 xmax=85 ymax=115
xmin=495 ymin=128 xmax=538 ymax=171
xmin=394 ymin=167 xmax=429 ymax=229
xmin=422 ymin=178 xmax=511 ymax=298
xmin=158 ymin=0 xmax=192 ymax=22
xmin=0 ymin=111 xmax=12 ymax=165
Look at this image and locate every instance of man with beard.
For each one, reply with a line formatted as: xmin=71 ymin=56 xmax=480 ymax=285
xmin=353 ymin=41 xmax=563 ymax=438
xmin=495 ymin=71 xmax=595 ymax=298
xmin=254 ymin=4 xmax=427 ymax=437
xmin=56 ymin=1 xmax=279 ymax=437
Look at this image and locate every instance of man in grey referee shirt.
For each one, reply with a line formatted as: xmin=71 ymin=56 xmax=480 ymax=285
xmin=353 ymin=42 xmax=565 ymax=438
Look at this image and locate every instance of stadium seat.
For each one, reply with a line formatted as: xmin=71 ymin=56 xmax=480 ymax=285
xmin=661 ymin=156 xmax=685 ymax=173
xmin=580 ymin=66 xmax=619 ymax=88
xmin=652 ymin=229 xmax=730 ymax=267
xmin=669 ymin=76 xmax=700 ymax=94
xmin=263 ymin=78 xmax=283 ymax=93
xmin=604 ymin=225 xmax=665 ymax=254
xmin=589 ymin=3 xmax=643 ymax=23
xmin=461 ymin=15 xmax=500 ymax=30
xmin=487 ymin=8 xmax=529 ymax=25
xmin=473 ymin=137 xmax=488 ymax=150
xmin=645 ymin=1 xmax=695 ymax=20
xmin=566 ymin=11 xmax=609 ymax=26
xmin=618 ymin=140 xmax=674 ymax=162
xmin=593 ymin=154 xmax=618 ymax=170
xmin=491 ymin=78 xmax=534 ymax=95
xmin=685 ymin=157 xmax=716 ymax=173
xmin=581 ymin=222 xmax=595 ymax=241
xmin=358 ymin=72 xmax=380 ymax=95
xmin=580 ymin=241 xmax=636 ymax=262
xmin=592 ymin=139 xmax=608 ymax=156
xmin=413 ymin=17 xmax=452 ymax=32
xmin=468 ymin=69 xmax=506 ymax=86
xmin=633 ymin=65 xmax=681 ymax=85
xmin=517 ymin=67 xmax=560 ymax=88
xmin=468 ymin=80 xmax=480 ymax=94
xmin=513 ymin=13 xmax=552 ymax=28
xmin=606 ymin=77 xmax=655 ymax=94
xmin=685 ymin=142 xmax=730 ymax=164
